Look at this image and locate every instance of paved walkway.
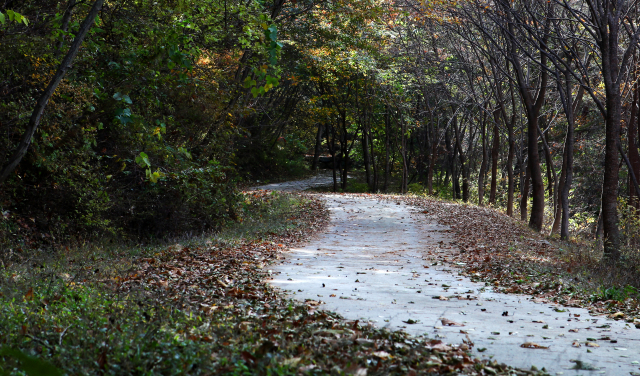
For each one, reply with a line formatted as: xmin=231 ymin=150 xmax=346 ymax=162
xmin=259 ymin=180 xmax=640 ymax=375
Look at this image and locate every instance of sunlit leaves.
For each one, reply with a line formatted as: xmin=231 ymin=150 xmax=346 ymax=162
xmin=0 ymin=10 xmax=29 ymax=26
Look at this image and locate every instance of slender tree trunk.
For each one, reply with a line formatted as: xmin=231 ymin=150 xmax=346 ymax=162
xmin=383 ymin=107 xmax=390 ymax=193
xmin=601 ymin=78 xmax=622 ymax=261
xmin=551 ymin=159 xmax=566 ymax=235
xmin=454 ymin=117 xmax=469 ymax=202
xmin=56 ymin=0 xmax=77 ymax=56
xmin=538 ymin=120 xmax=556 ymax=214
xmin=427 ymin=115 xmax=437 ymax=195
xmin=369 ymin=130 xmax=378 ymax=192
xmin=630 ymin=67 xmax=640 ymax=210
xmin=328 ymin=125 xmax=338 ymax=192
xmin=478 ymin=115 xmax=488 ymax=206
xmin=311 ymin=124 xmax=324 ymax=171
xmin=340 ymin=113 xmax=349 ymax=190
xmin=506 ymin=116 xmax=515 ymax=216
xmin=362 ymin=126 xmax=371 ymax=187
xmin=401 ymin=119 xmax=408 ymax=193
xmin=0 ymin=0 xmax=105 ymax=185
xmin=527 ymin=115 xmax=546 ymax=231
xmin=489 ymin=113 xmax=500 ymax=205
xmin=561 ymin=117 xmax=573 ymax=240
xmin=521 ymin=165 xmax=530 ymax=222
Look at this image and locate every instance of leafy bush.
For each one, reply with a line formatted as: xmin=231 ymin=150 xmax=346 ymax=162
xmin=407 ymin=182 xmax=424 ymax=194
xmin=344 ymin=182 xmax=370 ymax=193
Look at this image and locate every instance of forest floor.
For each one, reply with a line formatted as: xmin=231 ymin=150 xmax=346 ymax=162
xmin=3 ymin=173 xmax=640 ymax=375
xmin=0 ymin=185 xmax=529 ymax=375
xmin=260 ymin=173 xmax=640 ymax=375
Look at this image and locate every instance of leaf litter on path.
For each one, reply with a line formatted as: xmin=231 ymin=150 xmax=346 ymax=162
xmin=108 ymin=191 xmax=537 ymax=375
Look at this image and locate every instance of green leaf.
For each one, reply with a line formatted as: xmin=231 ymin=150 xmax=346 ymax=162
xmin=0 ymin=13 xmax=6 ymax=25
xmin=0 ymin=347 xmax=63 ymax=376
xmin=150 ymin=171 xmax=160 ymax=183
xmin=135 ymin=152 xmax=151 ymax=168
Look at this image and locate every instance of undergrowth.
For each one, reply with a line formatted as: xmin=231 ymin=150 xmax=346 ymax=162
xmin=0 ymin=191 xmax=321 ymax=375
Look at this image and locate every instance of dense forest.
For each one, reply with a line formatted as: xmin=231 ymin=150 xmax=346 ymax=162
xmin=3 ymin=0 xmax=640 ymax=261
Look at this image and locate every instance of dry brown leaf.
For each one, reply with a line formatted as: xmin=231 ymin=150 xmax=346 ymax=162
xmin=441 ymin=318 xmax=464 ymax=326
xmin=520 ymin=342 xmax=549 ymax=349
xmin=24 ymin=287 xmax=33 ymax=301
xmin=610 ymin=312 xmax=625 ymax=319
xmin=586 ymin=342 xmax=599 ymax=347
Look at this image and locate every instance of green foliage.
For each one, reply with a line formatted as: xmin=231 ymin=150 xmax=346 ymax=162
xmin=590 ymin=285 xmax=638 ymax=302
xmin=0 ymin=346 xmax=63 ymax=376
xmin=0 ymin=10 xmax=28 ymax=26
xmin=407 ymin=182 xmax=425 ymax=194
xmin=0 ymin=0 xmax=289 ymax=244
xmin=344 ymin=182 xmax=370 ymax=193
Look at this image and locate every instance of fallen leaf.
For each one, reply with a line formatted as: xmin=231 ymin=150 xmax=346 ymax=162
xmin=24 ymin=288 xmax=33 ymax=301
xmin=520 ymin=342 xmax=549 ymax=349
xmin=372 ymin=351 xmax=391 ymax=359
xmin=610 ymin=312 xmax=625 ymax=319
xmin=441 ymin=318 xmax=464 ymax=326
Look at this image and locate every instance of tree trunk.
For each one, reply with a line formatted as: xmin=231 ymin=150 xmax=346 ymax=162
xmin=56 ymin=0 xmax=78 ymax=56
xmin=489 ymin=113 xmax=500 ymax=205
xmin=453 ymin=116 xmax=469 ymax=202
xmin=527 ymin=115 xmax=546 ymax=232
xmin=340 ymin=113 xmax=349 ymax=190
xmin=311 ymin=124 xmax=324 ymax=171
xmin=478 ymin=114 xmax=488 ymax=206
xmin=0 ymin=0 xmax=105 ymax=185
xmin=383 ymin=107 xmax=390 ymax=193
xmin=630 ymin=68 xmax=640 ymax=210
xmin=369 ymin=130 xmax=378 ymax=192
xmin=521 ymin=165 xmax=530 ymax=222
xmin=362 ymin=126 xmax=371 ymax=187
xmin=401 ymin=118 xmax=408 ymax=193
xmin=328 ymin=125 xmax=338 ymax=192
xmin=506 ymin=115 xmax=515 ymax=216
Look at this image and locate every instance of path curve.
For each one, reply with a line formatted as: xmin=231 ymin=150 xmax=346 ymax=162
xmin=257 ymin=179 xmax=640 ymax=375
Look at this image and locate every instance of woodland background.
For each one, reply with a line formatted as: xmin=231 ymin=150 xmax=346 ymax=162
xmin=3 ymin=0 xmax=640 ymax=261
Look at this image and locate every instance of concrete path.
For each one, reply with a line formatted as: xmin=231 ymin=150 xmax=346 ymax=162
xmin=253 ymin=171 xmax=338 ymax=191
xmin=256 ymin=181 xmax=640 ymax=375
